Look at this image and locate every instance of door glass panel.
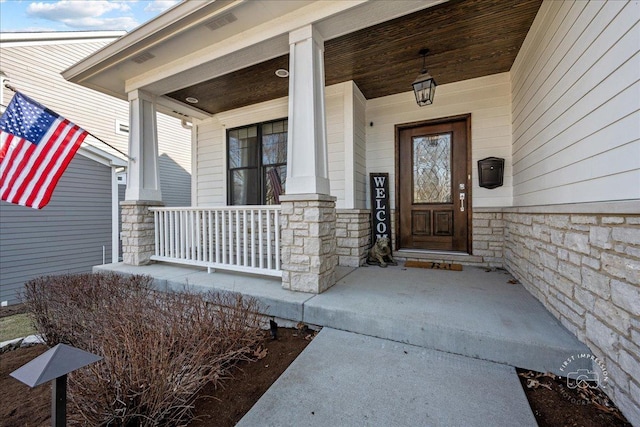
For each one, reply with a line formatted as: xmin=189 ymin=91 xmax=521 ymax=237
xmin=413 ymin=133 xmax=452 ymax=203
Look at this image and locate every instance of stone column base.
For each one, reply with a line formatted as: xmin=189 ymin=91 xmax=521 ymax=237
xmin=120 ymin=200 xmax=163 ymax=266
xmin=280 ymin=194 xmax=337 ymax=293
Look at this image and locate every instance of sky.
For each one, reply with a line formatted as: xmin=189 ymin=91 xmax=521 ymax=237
xmin=0 ymin=0 xmax=181 ymax=33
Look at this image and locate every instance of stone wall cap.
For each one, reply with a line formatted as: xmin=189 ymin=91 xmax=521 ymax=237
xmin=280 ymin=194 xmax=337 ymax=202
xmin=120 ymin=200 xmax=166 ymax=207
xmin=474 ymin=200 xmax=640 ymax=215
xmin=336 ymin=209 xmax=370 ymax=214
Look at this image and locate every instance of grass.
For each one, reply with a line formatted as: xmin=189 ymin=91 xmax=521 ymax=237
xmin=0 ymin=313 xmax=36 ymax=342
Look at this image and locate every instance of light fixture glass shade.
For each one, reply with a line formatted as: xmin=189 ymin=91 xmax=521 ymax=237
xmin=413 ymin=71 xmax=437 ymax=106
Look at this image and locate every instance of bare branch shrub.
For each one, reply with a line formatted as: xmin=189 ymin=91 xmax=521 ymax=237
xmin=23 ymin=273 xmax=264 ymax=426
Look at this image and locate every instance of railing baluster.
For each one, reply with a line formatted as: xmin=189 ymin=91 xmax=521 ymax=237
xmin=250 ymin=210 xmax=256 ymax=267
xmin=258 ymin=209 xmax=264 ymax=269
xmin=273 ymin=209 xmax=280 ymax=270
xmin=267 ymin=209 xmax=272 ymax=270
xmin=215 ymin=210 xmax=220 ymax=264
xmin=221 ymin=210 xmax=227 ymax=264
xmin=235 ymin=210 xmax=241 ymax=266
xmin=243 ymin=210 xmax=248 ymax=266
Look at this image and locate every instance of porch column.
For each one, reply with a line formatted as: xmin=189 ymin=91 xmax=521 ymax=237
xmin=122 ymin=90 xmax=163 ymax=266
xmin=281 ymin=24 xmax=337 ymax=293
xmin=286 ymin=24 xmax=330 ymax=195
xmin=125 ymin=89 xmax=161 ymax=202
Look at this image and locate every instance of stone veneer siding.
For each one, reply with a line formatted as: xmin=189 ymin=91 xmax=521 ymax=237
xmin=504 ymin=208 xmax=640 ymax=424
xmin=336 ymin=209 xmax=371 ymax=267
xmin=120 ymin=200 xmax=161 ymax=266
xmin=280 ymin=194 xmax=337 ymax=293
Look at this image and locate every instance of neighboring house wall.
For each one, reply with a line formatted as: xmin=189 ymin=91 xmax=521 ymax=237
xmin=0 ymin=34 xmax=192 ymax=207
xmin=0 ymin=33 xmax=192 ymax=304
xmin=0 ymin=155 xmax=113 ymax=305
xmin=507 ymin=1 xmax=640 ymax=423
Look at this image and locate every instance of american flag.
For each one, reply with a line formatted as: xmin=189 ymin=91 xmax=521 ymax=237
xmin=0 ymin=92 xmax=87 ymax=209
xmin=267 ymin=167 xmax=283 ymax=204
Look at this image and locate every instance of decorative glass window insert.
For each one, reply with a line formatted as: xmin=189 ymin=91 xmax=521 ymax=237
xmin=228 ymin=119 xmax=287 ymax=205
xmin=412 ymin=133 xmax=452 ymax=204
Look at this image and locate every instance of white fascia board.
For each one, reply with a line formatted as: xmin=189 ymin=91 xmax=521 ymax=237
xmin=124 ymin=0 xmax=369 ymax=94
xmin=62 ymin=0 xmax=242 ymax=84
xmin=78 ymin=144 xmax=128 ymax=168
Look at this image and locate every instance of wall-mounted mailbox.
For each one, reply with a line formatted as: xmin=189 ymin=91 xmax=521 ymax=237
xmin=478 ymin=157 xmax=505 ymax=189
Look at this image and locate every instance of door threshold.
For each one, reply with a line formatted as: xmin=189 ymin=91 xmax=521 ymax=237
xmin=395 ymin=249 xmax=483 ymax=264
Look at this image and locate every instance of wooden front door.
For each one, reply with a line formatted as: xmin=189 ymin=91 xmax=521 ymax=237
xmin=397 ymin=116 xmax=471 ymax=252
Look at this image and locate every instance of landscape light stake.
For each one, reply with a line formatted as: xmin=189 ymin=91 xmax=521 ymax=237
xmin=10 ymin=343 xmax=102 ymax=427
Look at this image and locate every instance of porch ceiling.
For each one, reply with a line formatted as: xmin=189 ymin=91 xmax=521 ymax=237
xmin=167 ymin=0 xmax=542 ymax=115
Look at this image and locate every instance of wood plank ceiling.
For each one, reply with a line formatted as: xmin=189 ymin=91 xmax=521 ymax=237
xmin=167 ymin=0 xmax=543 ymax=115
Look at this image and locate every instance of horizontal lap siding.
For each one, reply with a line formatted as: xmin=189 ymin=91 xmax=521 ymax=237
xmin=0 ymin=156 xmax=112 ymax=305
xmin=1 ymin=40 xmax=192 ymax=207
xmin=365 ymin=73 xmax=514 ymax=209
xmin=511 ymin=0 xmax=640 ymax=205
xmin=194 ymin=85 xmax=349 ymax=207
xmin=354 ymin=86 xmax=367 ymax=209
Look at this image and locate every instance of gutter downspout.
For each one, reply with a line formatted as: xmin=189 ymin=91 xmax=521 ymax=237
xmin=111 ymin=165 xmax=120 ymax=263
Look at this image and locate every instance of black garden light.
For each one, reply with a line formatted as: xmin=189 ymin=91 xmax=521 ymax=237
xmin=10 ymin=343 xmax=102 ymax=427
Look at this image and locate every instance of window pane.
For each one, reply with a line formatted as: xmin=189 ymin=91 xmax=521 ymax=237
xmin=262 ymin=133 xmax=287 ymax=165
xmin=229 ymin=126 xmax=258 ymax=169
xmin=231 ymin=169 xmax=259 ymax=205
xmin=413 ymin=133 xmax=452 ymax=203
xmin=265 ymin=165 xmax=287 ymax=205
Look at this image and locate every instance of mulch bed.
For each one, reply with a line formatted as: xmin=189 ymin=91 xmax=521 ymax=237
xmin=517 ymin=368 xmax=632 ymax=427
xmin=0 ymin=325 xmax=312 ymax=427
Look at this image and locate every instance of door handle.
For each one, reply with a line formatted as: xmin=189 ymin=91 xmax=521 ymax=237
xmin=459 ymin=193 xmax=465 ymax=212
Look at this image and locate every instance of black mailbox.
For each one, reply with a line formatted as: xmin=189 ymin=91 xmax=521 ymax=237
xmin=478 ymin=157 xmax=505 ymax=189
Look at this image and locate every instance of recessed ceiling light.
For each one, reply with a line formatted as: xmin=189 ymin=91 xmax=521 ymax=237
xmin=275 ymin=69 xmax=289 ymax=78
xmin=185 ymin=97 xmax=199 ymax=104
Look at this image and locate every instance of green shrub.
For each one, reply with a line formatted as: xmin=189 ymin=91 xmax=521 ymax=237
xmin=24 ymin=273 xmax=264 ymax=426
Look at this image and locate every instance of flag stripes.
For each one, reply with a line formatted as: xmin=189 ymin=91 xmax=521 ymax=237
xmin=0 ymin=93 xmax=87 ymax=209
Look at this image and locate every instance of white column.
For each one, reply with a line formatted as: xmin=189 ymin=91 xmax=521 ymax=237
xmin=286 ymin=25 xmax=330 ymax=195
xmin=125 ymin=89 xmax=162 ymax=202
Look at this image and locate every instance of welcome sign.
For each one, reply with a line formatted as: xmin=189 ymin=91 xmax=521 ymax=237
xmin=370 ymin=173 xmax=392 ymax=246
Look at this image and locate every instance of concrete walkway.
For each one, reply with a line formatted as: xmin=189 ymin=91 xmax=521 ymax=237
xmin=238 ymin=328 xmax=537 ymax=427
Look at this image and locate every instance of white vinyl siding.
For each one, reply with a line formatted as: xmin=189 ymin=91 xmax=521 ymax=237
xmin=326 ymin=85 xmax=345 ymax=208
xmin=365 ymin=72 xmax=514 ymax=209
xmin=0 ymin=155 xmax=113 ymax=305
xmin=353 ymin=84 xmax=367 ymax=209
xmin=194 ymin=83 xmax=353 ymax=207
xmin=511 ymin=0 xmax=640 ymax=206
xmin=0 ymin=39 xmax=192 ymax=207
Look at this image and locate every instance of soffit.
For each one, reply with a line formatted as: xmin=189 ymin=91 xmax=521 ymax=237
xmin=166 ymin=0 xmax=543 ymax=115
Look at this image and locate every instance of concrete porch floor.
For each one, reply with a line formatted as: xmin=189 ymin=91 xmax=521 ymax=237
xmin=94 ymin=262 xmax=589 ymax=374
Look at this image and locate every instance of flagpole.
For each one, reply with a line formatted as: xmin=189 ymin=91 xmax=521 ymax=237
xmin=3 ymin=83 xmax=135 ymax=162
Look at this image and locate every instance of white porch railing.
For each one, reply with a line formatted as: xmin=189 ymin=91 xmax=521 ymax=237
xmin=150 ymin=206 xmax=281 ymax=277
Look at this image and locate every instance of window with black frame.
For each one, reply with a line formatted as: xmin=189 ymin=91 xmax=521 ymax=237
xmin=227 ymin=119 xmax=287 ymax=205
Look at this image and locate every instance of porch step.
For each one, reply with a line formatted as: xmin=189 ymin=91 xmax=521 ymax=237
xmin=94 ymin=262 xmax=591 ymax=375
xmin=303 ymin=265 xmax=591 ymax=375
